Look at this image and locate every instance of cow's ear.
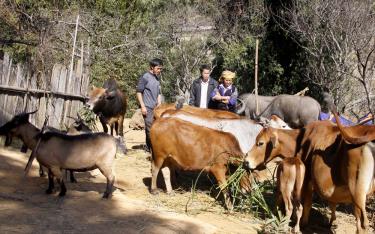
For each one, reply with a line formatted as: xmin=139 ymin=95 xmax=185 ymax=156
xmin=270 ymin=133 xmax=278 ymax=148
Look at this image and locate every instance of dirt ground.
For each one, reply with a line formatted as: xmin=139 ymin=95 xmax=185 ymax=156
xmin=0 ymin=119 xmax=373 ymax=234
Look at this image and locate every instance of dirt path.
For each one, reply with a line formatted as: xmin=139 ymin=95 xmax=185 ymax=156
xmin=0 ymin=120 xmax=372 ymax=233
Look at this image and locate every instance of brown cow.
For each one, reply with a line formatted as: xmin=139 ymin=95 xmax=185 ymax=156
xmin=276 ymin=157 xmax=305 ymax=233
xmin=243 ymin=120 xmax=375 ymax=233
xmin=150 ymin=117 xmax=250 ymax=209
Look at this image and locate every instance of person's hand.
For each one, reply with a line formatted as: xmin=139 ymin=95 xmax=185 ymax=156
xmin=141 ymin=106 xmax=147 ymax=116
xmin=222 ymin=99 xmax=229 ymax=104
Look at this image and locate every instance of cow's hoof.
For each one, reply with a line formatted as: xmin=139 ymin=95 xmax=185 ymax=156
xmin=70 ymin=178 xmax=77 ymax=183
xmin=329 ymin=224 xmax=338 ymax=229
xmin=45 ymin=189 xmax=53 ymax=194
xmin=58 ymin=191 xmax=66 ymax=197
xmin=150 ymin=189 xmax=159 ymax=195
xmin=166 ymin=190 xmax=175 ymax=196
xmin=102 ymin=193 xmax=112 ymax=199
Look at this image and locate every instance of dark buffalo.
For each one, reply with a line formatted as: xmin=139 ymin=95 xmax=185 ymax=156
xmin=236 ymin=93 xmax=276 ymax=119
xmin=86 ymin=79 xmax=127 ymax=137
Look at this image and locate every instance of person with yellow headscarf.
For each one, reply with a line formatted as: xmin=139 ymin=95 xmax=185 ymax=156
xmin=210 ymin=70 xmax=238 ymax=112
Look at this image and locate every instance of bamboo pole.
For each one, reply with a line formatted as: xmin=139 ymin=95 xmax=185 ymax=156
xmin=255 ymin=39 xmax=259 ymax=115
xmin=68 ymin=15 xmax=79 ymax=88
xmin=63 ymin=15 xmax=80 ymax=126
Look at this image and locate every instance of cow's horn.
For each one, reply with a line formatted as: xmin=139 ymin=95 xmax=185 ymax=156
xmin=24 ymin=109 xmax=38 ymax=116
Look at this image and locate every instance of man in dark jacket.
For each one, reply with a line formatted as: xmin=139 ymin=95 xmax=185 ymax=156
xmin=189 ymin=64 xmax=218 ymax=108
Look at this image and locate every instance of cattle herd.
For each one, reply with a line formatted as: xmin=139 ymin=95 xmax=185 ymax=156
xmin=0 ymin=80 xmax=374 ymax=233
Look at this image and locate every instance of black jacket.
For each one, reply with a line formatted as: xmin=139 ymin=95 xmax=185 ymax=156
xmin=189 ymin=77 xmax=218 ymax=108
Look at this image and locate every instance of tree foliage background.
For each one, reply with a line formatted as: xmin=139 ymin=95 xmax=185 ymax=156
xmin=1 ymin=0 xmax=374 ymax=118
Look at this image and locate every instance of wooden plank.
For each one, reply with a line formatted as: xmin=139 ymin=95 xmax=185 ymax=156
xmin=76 ymin=58 xmax=83 ymax=84
xmin=29 ymin=73 xmax=39 ymax=126
xmin=0 ymin=57 xmax=3 ymax=84
xmin=48 ymin=64 xmax=62 ymax=128
xmin=5 ymin=57 xmax=12 ymax=85
xmin=22 ymin=68 xmax=31 ymax=111
xmin=81 ymin=72 xmax=90 ymax=96
xmin=5 ymin=66 xmax=18 ymax=117
xmin=1 ymin=53 xmax=10 ymax=84
xmin=37 ymin=73 xmax=47 ymax=128
xmin=0 ymin=54 xmax=10 ymax=125
xmin=55 ymin=66 xmax=67 ymax=128
xmin=2 ymin=54 xmax=11 ymax=116
xmin=69 ymin=71 xmax=82 ymax=126
xmin=14 ymin=64 xmax=26 ymax=116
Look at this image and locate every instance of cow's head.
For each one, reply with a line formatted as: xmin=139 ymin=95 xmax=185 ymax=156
xmin=86 ymin=86 xmax=115 ymax=112
xmin=67 ymin=114 xmax=92 ymax=134
xmin=0 ymin=110 xmax=37 ymax=146
xmin=243 ymin=127 xmax=281 ymax=170
xmin=269 ymin=115 xmax=291 ymax=129
xmin=258 ymin=115 xmax=291 ymax=130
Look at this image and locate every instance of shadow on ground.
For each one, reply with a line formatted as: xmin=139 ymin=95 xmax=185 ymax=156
xmin=0 ymin=145 xmax=213 ymax=234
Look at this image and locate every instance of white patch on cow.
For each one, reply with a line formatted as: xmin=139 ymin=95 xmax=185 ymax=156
xmin=166 ymin=113 xmax=263 ymax=154
xmin=360 ymin=142 xmax=375 ymax=195
xmin=269 ymin=116 xmax=292 ymax=129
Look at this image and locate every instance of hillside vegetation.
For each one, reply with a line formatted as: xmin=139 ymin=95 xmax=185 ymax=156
xmin=1 ymin=0 xmax=374 ymax=117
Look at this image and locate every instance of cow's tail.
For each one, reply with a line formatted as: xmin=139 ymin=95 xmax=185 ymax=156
xmin=323 ymin=92 xmax=375 ymax=144
xmin=175 ymin=96 xmax=185 ymax=110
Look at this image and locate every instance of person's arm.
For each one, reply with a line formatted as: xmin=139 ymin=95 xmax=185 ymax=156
xmin=228 ymin=87 xmax=238 ymax=106
xmin=136 ymin=75 xmax=147 ymax=116
xmin=211 ymin=88 xmax=226 ymax=101
xmin=189 ymin=81 xmax=196 ymax=106
xmin=137 ymin=92 xmax=147 ymax=116
xmin=157 ymin=94 xmax=162 ymax=106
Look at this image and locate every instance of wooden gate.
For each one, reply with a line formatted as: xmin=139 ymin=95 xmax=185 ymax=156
xmin=0 ymin=52 xmax=90 ymax=129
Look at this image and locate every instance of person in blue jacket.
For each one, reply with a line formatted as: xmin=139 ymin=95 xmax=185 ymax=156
xmin=210 ymin=70 xmax=238 ymax=112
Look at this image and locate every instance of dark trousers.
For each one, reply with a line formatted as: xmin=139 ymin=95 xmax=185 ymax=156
xmin=143 ymin=108 xmax=154 ymax=150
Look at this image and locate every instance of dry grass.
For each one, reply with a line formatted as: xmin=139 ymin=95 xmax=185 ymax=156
xmin=368 ymin=195 xmax=375 ymax=229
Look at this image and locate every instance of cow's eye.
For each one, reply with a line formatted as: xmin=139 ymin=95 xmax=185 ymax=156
xmin=257 ymin=141 xmax=264 ymax=147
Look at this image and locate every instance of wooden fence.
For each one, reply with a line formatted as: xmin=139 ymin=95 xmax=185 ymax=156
xmin=0 ymin=52 xmax=90 ymax=129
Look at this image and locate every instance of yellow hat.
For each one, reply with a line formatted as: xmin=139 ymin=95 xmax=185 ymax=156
xmin=219 ymin=70 xmax=236 ymax=83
